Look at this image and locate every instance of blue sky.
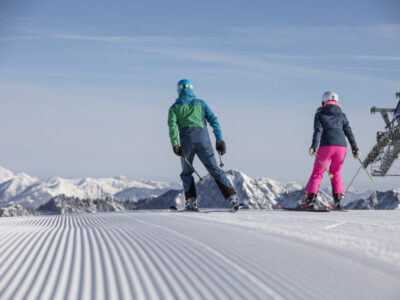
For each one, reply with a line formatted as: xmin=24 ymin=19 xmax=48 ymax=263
xmin=0 ymin=0 xmax=399 ymax=190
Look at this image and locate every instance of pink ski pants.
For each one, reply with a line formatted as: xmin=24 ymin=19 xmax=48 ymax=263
xmin=305 ymin=146 xmax=346 ymax=194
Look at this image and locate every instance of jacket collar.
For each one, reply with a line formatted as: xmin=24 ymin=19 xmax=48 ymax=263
xmin=176 ymin=88 xmax=196 ymax=103
xmin=323 ymin=101 xmax=341 ymax=108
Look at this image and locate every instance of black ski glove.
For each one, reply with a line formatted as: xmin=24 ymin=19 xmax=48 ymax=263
xmin=173 ymin=145 xmax=183 ymax=156
xmin=216 ymin=140 xmax=226 ymax=156
xmin=352 ymin=147 xmax=360 ymax=159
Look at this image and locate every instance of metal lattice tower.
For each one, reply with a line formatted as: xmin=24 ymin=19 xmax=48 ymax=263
xmin=362 ymin=92 xmax=400 ymax=176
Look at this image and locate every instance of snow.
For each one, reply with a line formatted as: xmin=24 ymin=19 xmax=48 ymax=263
xmin=0 ymin=210 xmax=399 ymax=300
xmin=0 ymin=202 xmax=34 ymax=217
xmin=0 ymin=166 xmax=181 ymax=207
xmin=0 ymin=166 xmax=16 ymax=182
xmin=38 ymin=195 xmax=129 ymax=215
xmin=0 ymin=172 xmax=38 ymax=203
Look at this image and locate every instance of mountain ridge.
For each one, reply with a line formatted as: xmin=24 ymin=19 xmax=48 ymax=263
xmin=0 ymin=166 xmax=181 ymax=207
xmin=0 ymin=166 xmax=399 ymax=215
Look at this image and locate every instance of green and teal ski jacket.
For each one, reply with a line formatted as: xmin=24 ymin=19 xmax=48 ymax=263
xmin=168 ymin=88 xmax=222 ymax=147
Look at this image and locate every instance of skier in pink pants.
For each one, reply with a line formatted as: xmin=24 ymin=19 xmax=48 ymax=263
xmin=302 ymin=91 xmax=360 ymax=209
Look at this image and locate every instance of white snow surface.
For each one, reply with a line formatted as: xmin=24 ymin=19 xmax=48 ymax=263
xmin=0 ymin=210 xmax=399 ymax=300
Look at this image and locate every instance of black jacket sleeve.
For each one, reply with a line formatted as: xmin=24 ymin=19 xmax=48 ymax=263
xmin=311 ymin=113 xmax=323 ymax=148
xmin=342 ymin=114 xmax=357 ymax=148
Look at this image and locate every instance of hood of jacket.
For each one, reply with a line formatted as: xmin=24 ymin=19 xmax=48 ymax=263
xmin=175 ymin=88 xmax=196 ymax=104
xmin=321 ymin=101 xmax=342 ymax=115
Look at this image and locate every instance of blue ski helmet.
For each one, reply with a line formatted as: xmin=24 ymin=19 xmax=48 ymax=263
xmin=177 ymin=79 xmax=193 ymax=93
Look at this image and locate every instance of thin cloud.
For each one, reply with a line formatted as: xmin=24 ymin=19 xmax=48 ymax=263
xmin=0 ymin=30 xmax=177 ymax=44
xmin=48 ymin=33 xmax=177 ymax=44
xmin=352 ymin=55 xmax=400 ymax=61
xmin=254 ymin=54 xmax=400 ymax=62
xmin=1 ymin=25 xmax=398 ymax=85
xmin=226 ymin=24 xmax=400 ymax=40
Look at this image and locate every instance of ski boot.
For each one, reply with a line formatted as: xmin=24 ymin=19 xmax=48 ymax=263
xmin=333 ymin=193 xmax=343 ymax=210
xmin=228 ymin=194 xmax=242 ymax=212
xmin=299 ymin=192 xmax=316 ymax=209
xmin=185 ymin=198 xmax=199 ymax=212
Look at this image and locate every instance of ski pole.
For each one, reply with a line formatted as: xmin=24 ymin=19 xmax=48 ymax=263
xmin=344 ymin=165 xmax=362 ymax=195
xmin=314 ymin=155 xmax=333 ymax=178
xmin=183 ymin=156 xmax=204 ymax=182
xmin=357 ymin=157 xmax=376 ymax=184
xmin=218 ymin=152 xmax=224 ymax=168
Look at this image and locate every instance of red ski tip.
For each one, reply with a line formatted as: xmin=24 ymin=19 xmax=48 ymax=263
xmin=277 ymin=204 xmax=282 ymax=208
xmin=324 ymin=206 xmax=331 ymax=211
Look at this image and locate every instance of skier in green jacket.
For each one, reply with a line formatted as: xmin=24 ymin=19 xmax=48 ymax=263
xmin=168 ymin=79 xmax=241 ymax=211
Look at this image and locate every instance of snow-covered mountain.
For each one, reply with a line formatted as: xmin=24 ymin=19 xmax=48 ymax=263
xmin=322 ymin=186 xmax=373 ymax=206
xmin=28 ymin=170 xmax=328 ymax=214
xmin=0 ymin=202 xmax=35 ymax=217
xmin=277 ymin=189 xmax=333 ymax=209
xmin=197 ymin=170 xmax=305 ymax=209
xmin=38 ymin=195 xmax=132 ymax=215
xmin=114 ymin=185 xmax=179 ymax=201
xmin=344 ymin=189 xmax=400 ymax=210
xmin=0 ymin=171 xmax=38 ymax=203
xmin=1 ymin=169 xmax=335 ymax=215
xmin=0 ymin=166 xmax=181 ymax=207
xmin=134 ymin=170 xmax=400 ymax=211
xmin=137 ymin=170 xmax=335 ymax=210
xmin=0 ymin=166 xmax=16 ymax=182
xmin=137 ymin=179 xmax=182 ymax=190
xmin=134 ymin=189 xmax=184 ymax=210
xmin=2 ymin=165 xmax=399 ymax=214
xmin=197 ymin=170 xmax=298 ymax=208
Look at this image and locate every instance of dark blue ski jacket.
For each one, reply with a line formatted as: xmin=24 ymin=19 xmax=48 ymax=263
xmin=311 ymin=101 xmax=357 ymax=148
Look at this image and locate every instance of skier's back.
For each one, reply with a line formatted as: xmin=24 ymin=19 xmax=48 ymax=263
xmin=168 ymin=79 xmax=240 ymax=211
xmin=302 ymin=91 xmax=360 ymax=209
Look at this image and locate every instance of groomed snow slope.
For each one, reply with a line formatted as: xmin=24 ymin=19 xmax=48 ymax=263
xmin=0 ymin=210 xmax=399 ymax=300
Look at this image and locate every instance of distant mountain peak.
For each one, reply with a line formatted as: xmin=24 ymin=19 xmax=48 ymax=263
xmin=345 ymin=190 xmax=400 ymax=210
xmin=0 ymin=166 xmax=181 ymax=208
xmin=1 ymin=166 xmax=398 ymax=213
xmin=0 ymin=166 xmax=15 ymax=182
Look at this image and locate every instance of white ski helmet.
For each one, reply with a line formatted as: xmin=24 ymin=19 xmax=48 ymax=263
xmin=321 ymin=91 xmax=339 ymax=103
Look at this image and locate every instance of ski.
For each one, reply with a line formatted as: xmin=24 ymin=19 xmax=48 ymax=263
xmin=232 ymin=203 xmax=244 ymax=213
xmin=169 ymin=206 xmax=240 ymax=213
xmin=331 ymin=208 xmax=348 ymax=212
xmin=169 ymin=206 xmax=200 ymax=212
xmin=275 ymin=204 xmax=330 ymax=212
xmin=278 ymin=207 xmax=330 ymax=212
xmin=327 ymin=204 xmax=348 ymax=212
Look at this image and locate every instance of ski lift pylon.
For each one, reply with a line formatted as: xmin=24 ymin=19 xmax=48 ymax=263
xmin=363 ymin=92 xmax=400 ymax=177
